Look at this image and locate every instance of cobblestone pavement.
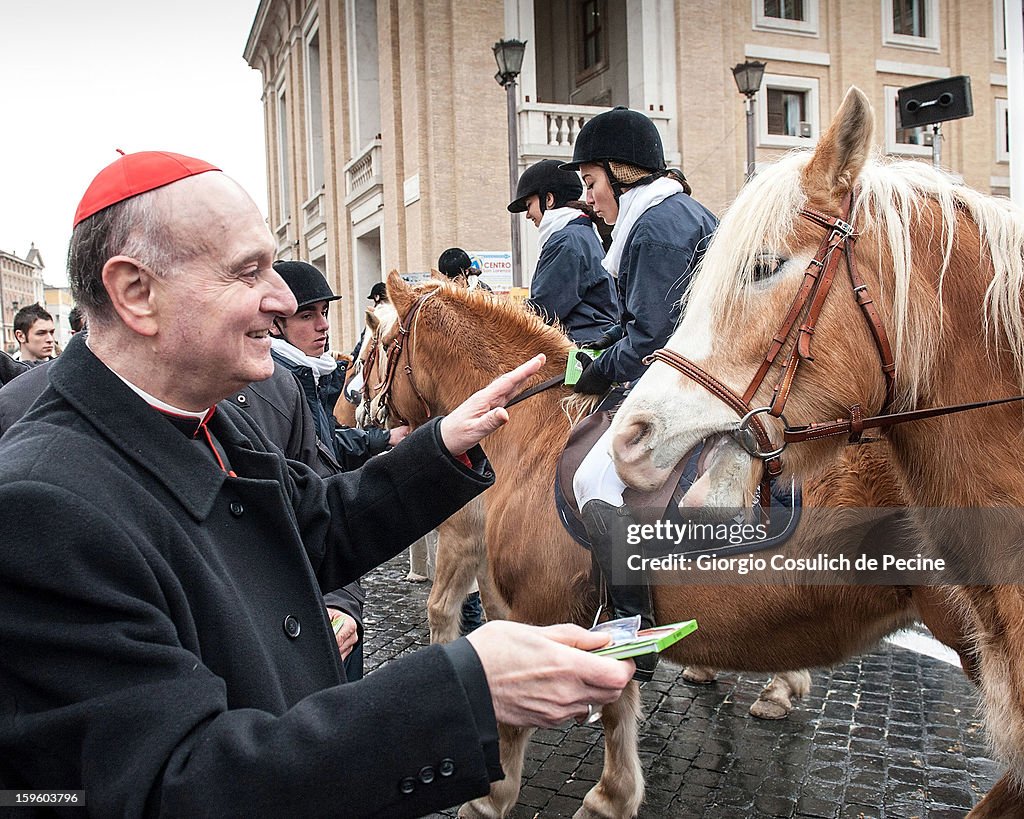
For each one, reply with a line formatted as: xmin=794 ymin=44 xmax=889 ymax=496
xmin=362 ymin=555 xmax=1000 ymax=819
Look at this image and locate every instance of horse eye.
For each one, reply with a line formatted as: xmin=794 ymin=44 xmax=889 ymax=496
xmin=751 ymin=256 xmax=785 ymax=283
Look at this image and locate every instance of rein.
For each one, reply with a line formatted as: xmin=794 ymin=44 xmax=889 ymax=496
xmin=650 ymin=189 xmax=1024 ymax=489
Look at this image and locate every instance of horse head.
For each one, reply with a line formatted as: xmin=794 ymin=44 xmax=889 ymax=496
xmin=612 ymin=85 xmax=1024 ymax=512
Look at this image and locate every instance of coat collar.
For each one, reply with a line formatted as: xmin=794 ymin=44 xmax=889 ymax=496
xmin=47 ymin=335 xmax=231 ymax=521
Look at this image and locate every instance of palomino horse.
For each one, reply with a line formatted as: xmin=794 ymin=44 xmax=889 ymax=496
xmin=611 ymin=87 xmax=1024 ymax=817
xmin=376 ymin=269 xmax=976 ymax=819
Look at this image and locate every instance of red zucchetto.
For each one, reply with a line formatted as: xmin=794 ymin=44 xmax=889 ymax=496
xmin=73 ymin=150 xmax=220 ymax=227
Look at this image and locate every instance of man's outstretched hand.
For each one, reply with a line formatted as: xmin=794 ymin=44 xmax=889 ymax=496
xmin=439 ymin=354 xmax=546 ymax=455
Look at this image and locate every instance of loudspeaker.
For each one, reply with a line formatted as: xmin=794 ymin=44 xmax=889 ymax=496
xmin=897 ymin=76 xmax=973 ymax=129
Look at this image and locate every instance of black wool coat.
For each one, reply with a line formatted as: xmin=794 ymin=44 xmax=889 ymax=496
xmin=0 ymin=336 xmax=500 ymax=817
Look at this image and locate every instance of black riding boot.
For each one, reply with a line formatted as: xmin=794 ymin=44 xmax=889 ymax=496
xmin=581 ymin=499 xmax=659 ymax=682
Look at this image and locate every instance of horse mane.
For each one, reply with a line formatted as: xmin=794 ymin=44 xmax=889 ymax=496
xmin=403 ymin=280 xmax=598 ymax=420
xmin=692 ymin=149 xmax=1024 ymax=406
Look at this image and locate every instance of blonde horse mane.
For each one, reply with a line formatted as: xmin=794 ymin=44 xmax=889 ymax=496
xmin=691 ymin=149 xmax=1024 ymax=406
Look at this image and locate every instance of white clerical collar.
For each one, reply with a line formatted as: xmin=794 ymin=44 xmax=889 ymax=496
xmin=108 ymin=366 xmax=210 ymax=421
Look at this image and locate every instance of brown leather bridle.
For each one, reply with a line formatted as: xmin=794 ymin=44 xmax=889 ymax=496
xmin=648 ymin=190 xmax=1024 ymax=500
xmin=646 ymin=192 xmax=895 ymax=506
xmin=362 ymin=293 xmax=435 ymax=427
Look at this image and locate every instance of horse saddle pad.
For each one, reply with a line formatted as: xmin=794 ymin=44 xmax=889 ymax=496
xmin=554 ymin=410 xmax=802 ymax=558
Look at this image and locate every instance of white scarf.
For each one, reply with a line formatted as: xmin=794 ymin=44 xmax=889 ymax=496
xmin=537 ymin=207 xmax=585 ymax=251
xmin=602 ymin=176 xmax=684 ymax=277
xmin=271 ymin=337 xmax=338 ymax=384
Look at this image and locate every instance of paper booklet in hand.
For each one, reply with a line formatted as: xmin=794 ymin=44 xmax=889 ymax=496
xmin=589 ymin=615 xmax=698 ymax=660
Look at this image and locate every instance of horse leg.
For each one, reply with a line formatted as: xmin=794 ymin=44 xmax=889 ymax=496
xmin=748 ymin=670 xmax=812 ymax=720
xmin=458 ymin=723 xmax=535 ymax=819
xmin=427 ymin=500 xmax=485 ymax=644
xmin=576 ymin=681 xmax=644 ymax=819
xmin=681 ymin=665 xmax=716 ymax=685
xmin=912 ymin=587 xmax=982 ymax=683
xmin=966 ymin=772 xmax=1023 ymax=818
xmin=956 ymin=586 xmax=1024 ymax=812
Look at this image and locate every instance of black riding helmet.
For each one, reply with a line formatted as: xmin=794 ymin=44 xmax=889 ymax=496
xmin=560 ymin=107 xmax=667 ymax=173
xmin=437 ymin=247 xmax=473 ymax=278
xmin=507 ymin=159 xmax=584 ymax=214
xmin=273 ymin=260 xmax=341 ymax=310
xmin=560 ymin=106 xmax=668 ymax=201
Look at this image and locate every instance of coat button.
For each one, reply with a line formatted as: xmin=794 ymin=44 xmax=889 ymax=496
xmin=235 ymin=393 xmax=248 ymax=405
xmin=229 ymin=502 xmax=244 ymax=517
xmin=282 ymin=615 xmax=301 ymax=638
xmin=399 ymin=777 xmax=416 ymax=795
xmin=418 ymin=765 xmax=434 ymax=784
xmin=438 ymin=758 xmax=455 ymax=777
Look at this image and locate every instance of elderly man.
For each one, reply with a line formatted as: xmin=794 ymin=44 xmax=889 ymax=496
xmin=0 ymin=152 xmax=633 ymax=817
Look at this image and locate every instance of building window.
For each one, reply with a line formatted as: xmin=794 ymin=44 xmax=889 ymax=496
xmin=882 ymin=0 xmax=939 ymax=51
xmin=305 ymin=25 xmax=325 ymax=197
xmin=276 ymin=84 xmax=291 ymax=226
xmin=994 ymin=0 xmax=1007 ymax=60
xmin=576 ymin=0 xmax=606 ymax=80
xmin=757 ymin=74 xmax=819 ymax=148
xmin=883 ymin=86 xmax=932 ymax=157
xmin=996 ymin=98 xmax=1010 ymax=164
xmin=767 ymin=89 xmax=805 ymax=137
xmin=754 ymin=0 xmax=819 ymax=35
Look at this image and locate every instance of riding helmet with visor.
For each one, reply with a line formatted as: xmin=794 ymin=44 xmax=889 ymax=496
xmin=507 ymin=159 xmax=584 ymax=214
xmin=273 ymin=260 xmax=341 ymax=310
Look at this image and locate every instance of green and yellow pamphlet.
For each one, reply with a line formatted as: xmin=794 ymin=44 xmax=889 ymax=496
xmin=564 ymin=347 xmax=603 ymax=385
xmin=590 ymin=619 xmax=698 ymax=660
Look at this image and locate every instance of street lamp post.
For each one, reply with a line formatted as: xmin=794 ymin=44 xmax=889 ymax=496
xmin=732 ymin=60 xmax=767 ymax=184
xmin=493 ymin=38 xmax=527 ymax=289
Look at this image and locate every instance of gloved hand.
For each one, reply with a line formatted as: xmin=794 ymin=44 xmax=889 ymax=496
xmin=573 ymin=356 xmax=613 ymax=395
xmin=589 ymin=326 xmax=624 ymax=351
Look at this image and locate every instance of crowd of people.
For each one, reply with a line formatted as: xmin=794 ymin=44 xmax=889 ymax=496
xmin=0 ymin=104 xmax=715 ymax=816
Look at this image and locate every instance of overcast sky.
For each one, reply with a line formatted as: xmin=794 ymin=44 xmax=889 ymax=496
xmin=1 ymin=1 xmax=267 ymax=287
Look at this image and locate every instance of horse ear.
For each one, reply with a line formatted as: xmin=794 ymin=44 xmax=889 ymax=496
xmin=365 ymin=307 xmax=380 ymax=332
xmin=801 ymin=86 xmax=874 ymax=204
xmin=430 ymin=269 xmax=446 ymax=282
xmin=386 ymin=269 xmax=413 ymax=313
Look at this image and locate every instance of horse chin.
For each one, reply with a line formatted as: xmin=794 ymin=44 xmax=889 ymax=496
xmin=679 ymin=435 xmax=756 ymax=510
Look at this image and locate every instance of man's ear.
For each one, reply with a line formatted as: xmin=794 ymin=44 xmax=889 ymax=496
xmin=270 ymin=317 xmax=285 ymax=338
xmin=101 ymin=256 xmax=159 ymax=337
xmin=13 ymin=330 xmax=26 ymax=344
xmin=546 ymin=192 xmax=556 ymax=210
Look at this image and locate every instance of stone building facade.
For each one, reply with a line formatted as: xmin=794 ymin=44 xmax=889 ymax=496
xmin=245 ymin=0 xmax=1013 ymax=350
xmin=0 ymin=245 xmax=46 ymax=354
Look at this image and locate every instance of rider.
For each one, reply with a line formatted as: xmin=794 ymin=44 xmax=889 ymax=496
xmin=508 ymin=159 xmax=618 ymax=346
xmin=562 ymin=106 xmax=718 ymax=680
xmin=437 ymin=247 xmax=492 ymax=291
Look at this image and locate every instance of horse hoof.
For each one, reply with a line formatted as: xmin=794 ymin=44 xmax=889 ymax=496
xmin=682 ymin=666 xmax=716 ymax=685
xmin=749 ymin=698 xmax=791 ymax=720
xmin=457 ymin=801 xmax=497 ymax=819
xmin=405 ymin=572 xmax=429 ymax=583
